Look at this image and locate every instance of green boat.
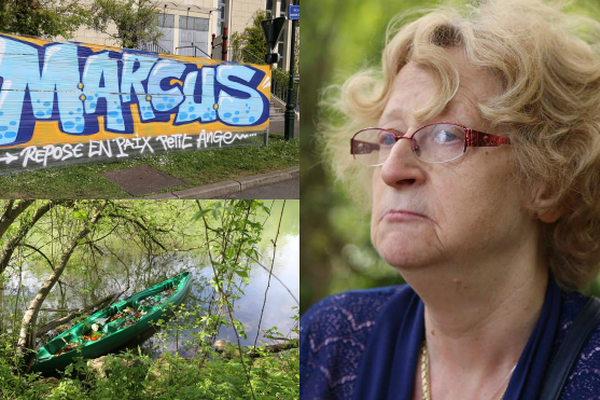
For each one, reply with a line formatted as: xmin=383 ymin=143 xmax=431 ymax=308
xmin=31 ymin=271 xmax=192 ymax=374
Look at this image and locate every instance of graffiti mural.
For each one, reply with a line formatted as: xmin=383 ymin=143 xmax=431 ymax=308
xmin=0 ymin=33 xmax=270 ymax=173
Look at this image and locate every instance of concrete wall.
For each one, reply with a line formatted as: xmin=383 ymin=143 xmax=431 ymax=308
xmin=227 ymin=0 xmax=265 ymax=35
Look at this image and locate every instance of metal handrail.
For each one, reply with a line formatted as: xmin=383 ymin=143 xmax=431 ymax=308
xmin=140 ymin=41 xmax=172 ymax=54
xmin=176 ymin=44 xmax=210 ymax=58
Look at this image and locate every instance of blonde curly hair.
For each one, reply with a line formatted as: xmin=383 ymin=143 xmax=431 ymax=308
xmin=320 ymin=0 xmax=600 ymax=290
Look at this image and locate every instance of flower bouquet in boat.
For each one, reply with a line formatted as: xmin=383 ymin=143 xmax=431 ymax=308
xmin=32 ymin=271 xmax=191 ymax=374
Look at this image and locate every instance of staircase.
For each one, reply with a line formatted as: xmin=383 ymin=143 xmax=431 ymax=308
xmin=140 ymin=42 xmax=172 ymax=54
xmin=270 ymin=99 xmax=285 ymax=122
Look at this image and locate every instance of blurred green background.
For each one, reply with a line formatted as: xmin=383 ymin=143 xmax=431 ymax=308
xmin=299 ymin=0 xmax=600 ymax=314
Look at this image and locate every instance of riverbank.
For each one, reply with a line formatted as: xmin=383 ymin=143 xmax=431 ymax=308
xmin=1 ymin=342 xmax=299 ymax=400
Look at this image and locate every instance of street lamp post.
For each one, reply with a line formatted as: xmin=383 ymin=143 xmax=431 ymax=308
xmin=284 ymin=0 xmax=298 ymax=141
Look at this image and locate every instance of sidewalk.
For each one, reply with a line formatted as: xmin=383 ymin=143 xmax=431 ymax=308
xmin=269 ymin=119 xmax=300 ymax=138
xmin=143 ymin=166 xmax=299 ymax=199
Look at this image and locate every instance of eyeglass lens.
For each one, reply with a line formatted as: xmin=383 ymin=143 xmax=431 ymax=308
xmin=351 ymin=123 xmax=467 ymax=165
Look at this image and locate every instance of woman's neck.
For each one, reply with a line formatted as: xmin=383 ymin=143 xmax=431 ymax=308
xmin=403 ymin=245 xmax=549 ymax=399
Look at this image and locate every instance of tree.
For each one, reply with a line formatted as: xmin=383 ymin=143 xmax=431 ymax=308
xmin=0 ymin=200 xmax=57 ymax=276
xmin=17 ymin=201 xmax=108 ymax=362
xmin=231 ymin=10 xmax=269 ymax=64
xmin=89 ymin=0 xmax=162 ymax=49
xmin=0 ymin=0 xmax=88 ymax=38
xmin=0 ymin=200 xmax=181 ymax=369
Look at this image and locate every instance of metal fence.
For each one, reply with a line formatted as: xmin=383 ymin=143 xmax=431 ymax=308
xmin=272 ymin=67 xmax=299 ymax=111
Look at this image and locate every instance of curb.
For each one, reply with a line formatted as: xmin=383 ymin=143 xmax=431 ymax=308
xmin=143 ymin=166 xmax=299 ymax=199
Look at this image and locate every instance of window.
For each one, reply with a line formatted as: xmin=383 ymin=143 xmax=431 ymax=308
xmin=278 ymin=1 xmax=287 ymax=69
xmin=179 ymin=16 xmax=209 ymax=31
xmin=266 ymin=0 xmax=273 ymax=16
xmin=218 ymin=1 xmax=225 ymax=34
xmin=158 ymin=13 xmax=174 ymax=28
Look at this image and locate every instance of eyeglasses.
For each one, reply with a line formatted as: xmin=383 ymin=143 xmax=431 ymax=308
xmin=350 ymin=122 xmax=511 ymax=166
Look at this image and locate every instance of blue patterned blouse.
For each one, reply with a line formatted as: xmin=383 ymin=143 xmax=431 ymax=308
xmin=300 ymin=284 xmax=600 ymax=399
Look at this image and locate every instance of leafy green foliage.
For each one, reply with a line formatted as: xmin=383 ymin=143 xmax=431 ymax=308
xmin=0 ymin=333 xmax=47 ymax=399
xmin=89 ymin=0 xmax=161 ymax=49
xmin=145 ymin=305 xmax=299 ymax=400
xmin=231 ymin=10 xmax=270 ymax=64
xmin=0 ymin=0 xmax=88 ymax=38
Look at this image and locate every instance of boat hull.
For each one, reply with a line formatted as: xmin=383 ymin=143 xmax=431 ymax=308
xmin=31 ymin=271 xmax=191 ymax=374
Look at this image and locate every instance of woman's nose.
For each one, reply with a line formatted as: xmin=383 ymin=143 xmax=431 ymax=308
xmin=379 ymin=138 xmax=426 ymax=188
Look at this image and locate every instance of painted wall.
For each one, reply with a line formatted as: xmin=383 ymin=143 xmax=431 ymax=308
xmin=0 ymin=33 xmax=271 ymax=173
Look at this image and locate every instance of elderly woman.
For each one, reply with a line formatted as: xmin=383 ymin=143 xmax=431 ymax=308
xmin=300 ymin=0 xmax=600 ymax=399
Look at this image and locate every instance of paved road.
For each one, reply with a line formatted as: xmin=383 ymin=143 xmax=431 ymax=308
xmin=224 ymin=177 xmax=299 ymax=199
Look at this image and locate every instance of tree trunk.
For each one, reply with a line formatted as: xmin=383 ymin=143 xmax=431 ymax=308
xmin=0 ymin=200 xmax=34 ymax=239
xmin=247 ymin=339 xmax=299 ymax=359
xmin=0 ymin=200 xmax=56 ymax=276
xmin=17 ymin=202 xmax=108 ymax=368
xmin=0 ymin=200 xmax=32 ymax=334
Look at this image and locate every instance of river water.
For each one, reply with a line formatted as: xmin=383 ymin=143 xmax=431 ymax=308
xmin=2 ymin=200 xmax=298 ymax=357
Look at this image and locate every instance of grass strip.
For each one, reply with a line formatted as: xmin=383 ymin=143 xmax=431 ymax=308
xmin=0 ymin=135 xmax=299 ymax=199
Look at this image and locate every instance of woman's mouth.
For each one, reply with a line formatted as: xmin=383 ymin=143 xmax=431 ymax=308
xmin=383 ymin=209 xmax=431 ymax=223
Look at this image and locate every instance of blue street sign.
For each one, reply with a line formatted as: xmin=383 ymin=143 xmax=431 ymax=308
xmin=289 ymin=5 xmax=299 ymax=20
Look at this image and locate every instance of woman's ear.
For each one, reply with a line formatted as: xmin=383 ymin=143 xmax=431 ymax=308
xmin=538 ymin=207 xmax=563 ymax=223
xmin=531 ymin=182 xmax=563 ymax=223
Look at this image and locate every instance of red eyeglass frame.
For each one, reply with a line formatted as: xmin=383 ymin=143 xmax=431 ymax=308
xmin=350 ymin=122 xmax=511 ymax=163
